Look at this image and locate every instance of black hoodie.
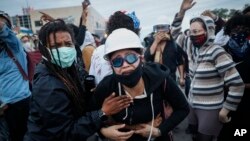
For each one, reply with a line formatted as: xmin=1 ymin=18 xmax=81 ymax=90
xmin=24 ymin=63 xmax=104 ymax=141
xmin=94 ymin=62 xmax=189 ymax=141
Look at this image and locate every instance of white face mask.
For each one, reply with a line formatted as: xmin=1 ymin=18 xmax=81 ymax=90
xmin=23 ymin=42 xmax=31 ymax=48
xmin=48 ymin=46 xmax=76 ymax=68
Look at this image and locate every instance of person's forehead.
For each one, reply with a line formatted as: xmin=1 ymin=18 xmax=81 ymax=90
xmin=49 ymin=31 xmax=72 ymax=41
xmin=21 ymin=36 xmax=29 ymax=41
xmin=190 ymin=22 xmax=204 ymax=29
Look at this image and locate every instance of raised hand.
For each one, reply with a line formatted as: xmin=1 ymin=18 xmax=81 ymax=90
xmin=178 ymin=0 xmax=196 ymax=17
xmin=82 ymin=0 xmax=90 ymax=10
xmin=39 ymin=11 xmax=54 ymax=23
xmin=101 ymin=92 xmax=133 ymax=116
xmin=180 ymin=0 xmax=196 ymax=11
xmin=80 ymin=0 xmax=90 ymax=25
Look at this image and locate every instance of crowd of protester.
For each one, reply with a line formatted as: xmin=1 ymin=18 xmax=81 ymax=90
xmin=1 ymin=0 xmax=250 ymax=141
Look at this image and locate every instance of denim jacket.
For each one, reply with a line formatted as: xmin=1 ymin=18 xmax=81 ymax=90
xmin=0 ymin=24 xmax=30 ymax=104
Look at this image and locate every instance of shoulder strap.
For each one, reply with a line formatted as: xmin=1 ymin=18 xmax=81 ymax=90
xmin=5 ymin=47 xmax=29 ymax=81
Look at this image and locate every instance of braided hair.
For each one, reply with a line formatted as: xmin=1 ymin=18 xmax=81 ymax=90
xmin=38 ymin=19 xmax=86 ymax=116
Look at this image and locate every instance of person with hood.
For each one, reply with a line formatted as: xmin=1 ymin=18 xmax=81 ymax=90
xmin=93 ymin=28 xmax=189 ymax=141
xmin=171 ymin=0 xmax=245 ymax=140
xmin=24 ymin=19 xmax=132 ymax=141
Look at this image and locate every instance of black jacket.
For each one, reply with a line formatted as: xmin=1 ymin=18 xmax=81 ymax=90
xmin=24 ymin=63 xmax=103 ymax=141
xmin=144 ymin=39 xmax=183 ymax=80
xmin=94 ymin=62 xmax=189 ymax=141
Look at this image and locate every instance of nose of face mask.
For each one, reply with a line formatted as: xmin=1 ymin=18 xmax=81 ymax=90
xmin=48 ymin=46 xmax=77 ymax=68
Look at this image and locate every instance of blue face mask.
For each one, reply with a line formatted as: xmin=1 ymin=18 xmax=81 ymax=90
xmin=228 ymin=37 xmax=250 ymax=59
xmin=48 ymin=46 xmax=76 ymax=68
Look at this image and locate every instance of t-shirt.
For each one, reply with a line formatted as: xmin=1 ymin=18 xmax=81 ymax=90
xmin=89 ymin=45 xmax=112 ymax=84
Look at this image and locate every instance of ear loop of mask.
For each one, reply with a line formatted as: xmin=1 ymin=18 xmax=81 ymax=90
xmin=39 ymin=40 xmax=60 ymax=67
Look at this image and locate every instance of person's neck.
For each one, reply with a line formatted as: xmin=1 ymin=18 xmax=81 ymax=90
xmin=123 ymin=78 xmax=144 ymax=98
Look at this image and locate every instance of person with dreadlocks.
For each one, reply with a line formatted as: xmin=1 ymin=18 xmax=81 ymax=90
xmin=24 ymin=19 xmax=132 ymax=141
xmin=39 ymin=0 xmax=91 ymax=88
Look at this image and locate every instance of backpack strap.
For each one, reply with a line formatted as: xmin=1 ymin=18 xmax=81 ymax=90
xmin=5 ymin=47 xmax=29 ymax=81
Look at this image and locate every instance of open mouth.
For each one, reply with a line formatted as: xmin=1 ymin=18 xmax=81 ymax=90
xmin=122 ymin=71 xmax=133 ymax=75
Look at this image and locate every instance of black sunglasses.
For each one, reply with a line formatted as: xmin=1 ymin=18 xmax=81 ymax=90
xmin=111 ymin=53 xmax=139 ymax=68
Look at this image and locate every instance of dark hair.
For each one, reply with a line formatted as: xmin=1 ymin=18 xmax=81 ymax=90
xmin=106 ymin=11 xmax=139 ymax=35
xmin=38 ymin=19 xmax=85 ymax=116
xmin=67 ymin=23 xmax=79 ymax=38
xmin=243 ymin=5 xmax=250 ymax=15
xmin=20 ymin=35 xmax=30 ymax=40
xmin=224 ymin=15 xmax=250 ymax=35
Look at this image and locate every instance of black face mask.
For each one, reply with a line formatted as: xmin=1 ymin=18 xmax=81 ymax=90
xmin=114 ymin=64 xmax=143 ymax=88
xmin=231 ymin=32 xmax=247 ymax=47
xmin=190 ymin=34 xmax=207 ymax=48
